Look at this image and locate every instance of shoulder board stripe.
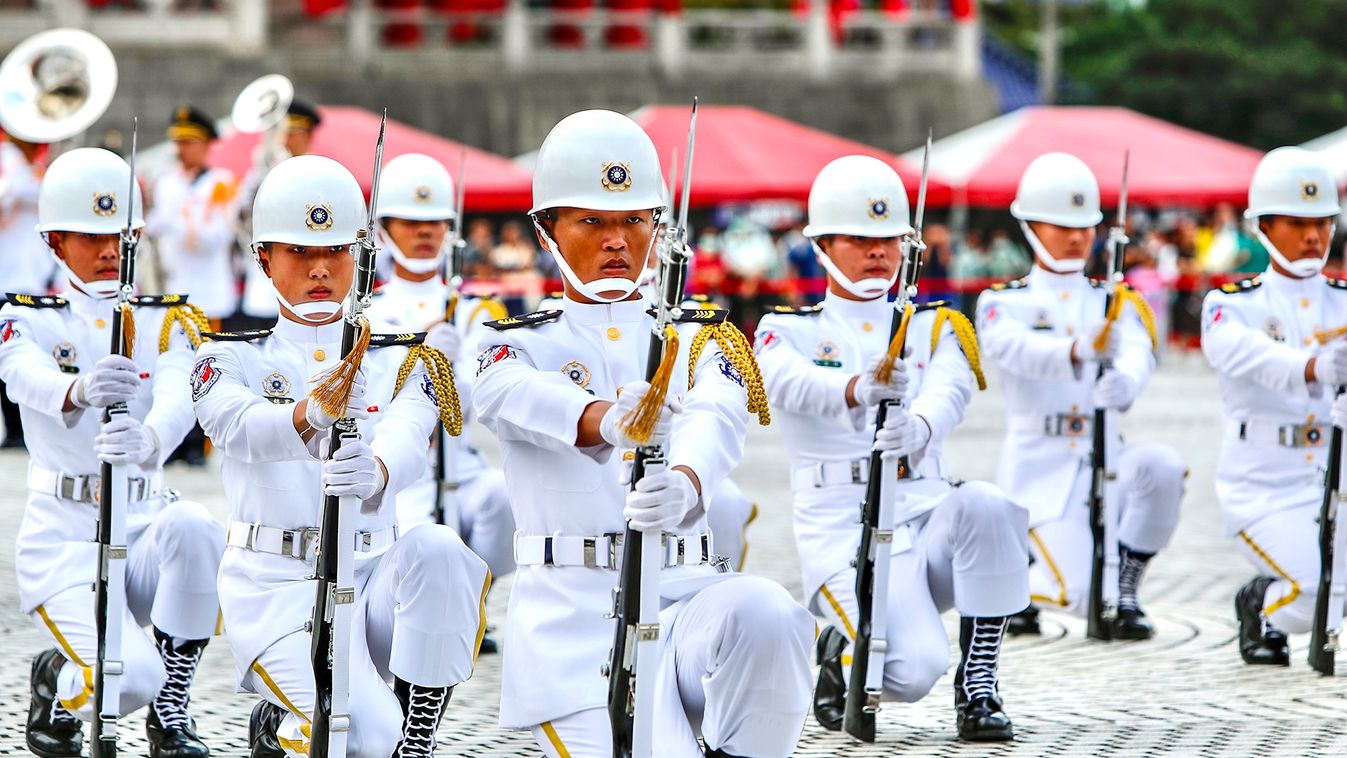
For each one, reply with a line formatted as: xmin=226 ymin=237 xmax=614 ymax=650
xmin=1218 ymin=276 xmax=1262 ymax=294
xmin=202 ymin=329 xmax=271 ymax=342
xmin=369 ymin=332 xmax=425 ymax=347
xmin=1327 ymin=277 xmax=1347 ymax=290
xmin=768 ymin=304 xmax=822 ymax=316
xmin=7 ymin=293 xmax=67 ymax=309
xmin=914 ymin=299 xmax=949 ymax=314
xmin=646 ymin=306 xmax=730 ymax=324
xmin=131 ymin=294 xmax=190 ymax=307
xmin=989 ymin=277 xmax=1027 ymax=291
xmin=485 ymin=309 xmax=563 ymax=331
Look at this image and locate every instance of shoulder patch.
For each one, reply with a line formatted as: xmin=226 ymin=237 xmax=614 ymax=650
xmin=989 ymin=277 xmax=1027 ymax=292
xmin=369 ymin=332 xmax=425 ymax=348
xmin=485 ymin=309 xmax=563 ymax=331
xmin=1327 ymin=277 xmax=1347 ymax=290
xmin=647 ymin=306 xmax=730 ymax=324
xmin=1218 ymin=276 xmax=1262 ymax=295
xmin=914 ymin=299 xmax=950 ymax=314
xmin=202 ymin=329 xmax=271 ymax=342
xmin=131 ymin=294 xmax=190 ymax=307
xmin=768 ymin=304 xmax=822 ymax=316
xmin=6 ymin=293 xmax=67 ymax=309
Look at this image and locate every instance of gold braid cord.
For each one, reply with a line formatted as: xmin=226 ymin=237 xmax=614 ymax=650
xmin=118 ymin=302 xmax=135 ymax=359
xmin=394 ymin=344 xmax=464 ymax=436
xmin=874 ymin=303 xmax=915 ymax=384
xmin=930 ymin=307 xmax=988 ymax=391
xmin=686 ymin=321 xmax=771 ymax=427
xmin=466 ymin=297 xmax=509 ymax=324
xmin=620 ymin=324 xmax=680 ymax=444
xmin=308 ymin=317 xmax=372 ymax=419
xmin=1119 ymin=287 xmax=1159 ymax=352
xmin=158 ymin=304 xmax=210 ymax=352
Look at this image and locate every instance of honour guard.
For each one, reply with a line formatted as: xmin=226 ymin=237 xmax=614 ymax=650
xmin=4 ymin=148 xmax=224 ymax=757
xmin=1202 ymin=147 xmax=1347 ymax=665
xmin=756 ymin=155 xmax=1028 ymax=741
xmin=474 ymin=110 xmax=814 ymax=758
xmin=194 ymin=155 xmax=489 ymax=757
xmin=977 ymin=153 xmax=1185 ymax=638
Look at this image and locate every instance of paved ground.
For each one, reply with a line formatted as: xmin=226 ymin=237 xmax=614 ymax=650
xmin=1 ymin=352 xmax=1345 ymax=756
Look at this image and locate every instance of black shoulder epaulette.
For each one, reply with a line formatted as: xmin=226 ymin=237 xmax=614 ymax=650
xmin=646 ymin=306 xmax=730 ymax=325
xmin=202 ymin=329 xmax=271 ymax=342
xmin=6 ymin=293 xmax=67 ymax=309
xmin=989 ymin=277 xmax=1027 ymax=292
xmin=485 ymin=309 xmax=563 ymax=331
xmin=131 ymin=294 xmax=190 ymax=307
xmin=914 ymin=299 xmax=950 ymax=314
xmin=1218 ymin=276 xmax=1262 ymax=295
xmin=369 ymin=332 xmax=425 ymax=348
xmin=1088 ymin=278 xmax=1135 ymax=291
xmin=1327 ymin=277 xmax=1347 ymax=290
xmin=767 ymin=304 xmax=822 ymax=316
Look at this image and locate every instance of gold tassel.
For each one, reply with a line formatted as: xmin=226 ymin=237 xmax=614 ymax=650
xmin=118 ymin=302 xmax=135 ymax=360
xmin=394 ymin=344 xmax=464 ymax=436
xmin=1119 ymin=287 xmax=1159 ymax=352
xmin=444 ymin=292 xmax=460 ymax=324
xmin=686 ymin=321 xmax=772 ymax=426
xmin=308 ymin=317 xmax=372 ymax=419
xmin=874 ymin=303 xmax=914 ymax=384
xmin=619 ymin=324 xmax=680 ymax=444
xmin=158 ymin=303 xmax=211 ymax=352
xmin=1315 ymin=324 xmax=1347 ymax=346
xmin=930 ymin=307 xmax=988 ymax=391
xmin=465 ymin=297 xmax=509 ymax=325
xmin=1092 ymin=286 xmax=1126 ymax=354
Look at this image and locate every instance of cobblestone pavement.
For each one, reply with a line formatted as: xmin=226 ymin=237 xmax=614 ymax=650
xmin=1 ymin=352 xmax=1345 ymax=756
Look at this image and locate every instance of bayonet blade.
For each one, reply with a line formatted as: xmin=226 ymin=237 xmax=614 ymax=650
xmin=912 ymin=129 xmax=932 ymax=240
xmin=365 ymin=110 xmax=388 ymax=236
xmin=676 ymin=98 xmax=698 ymax=246
xmin=125 ymin=118 xmax=138 ymax=236
xmin=1117 ymin=150 xmax=1130 ymax=229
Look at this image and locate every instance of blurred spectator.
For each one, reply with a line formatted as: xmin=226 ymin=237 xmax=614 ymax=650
xmin=463 ymin=217 xmax=495 ymax=278
xmin=490 ymin=220 xmax=542 ymax=311
xmin=719 ymin=217 xmax=782 ymax=333
xmin=986 ymin=228 xmax=1030 ymax=278
xmin=922 ymin=222 xmax=958 ymax=306
xmin=953 ymin=226 xmax=991 ymax=280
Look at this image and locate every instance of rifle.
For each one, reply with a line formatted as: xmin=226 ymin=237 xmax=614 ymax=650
xmin=606 ymin=97 xmax=697 ymax=758
xmin=1086 ymin=152 xmax=1128 ymax=642
xmin=842 ymin=131 xmax=931 ymax=743
xmin=1310 ymin=389 xmax=1346 ymax=675
xmin=433 ymin=149 xmax=468 ymax=527
xmin=309 ymin=112 xmax=387 ymax=758
xmin=92 ymin=118 xmax=139 ymax=758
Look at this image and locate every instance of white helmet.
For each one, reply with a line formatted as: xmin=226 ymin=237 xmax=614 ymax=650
xmin=1244 ymin=147 xmax=1340 ymax=221
xmin=37 ymin=148 xmax=145 ymax=235
xmin=377 ymin=153 xmax=455 ymax=222
xmin=1010 ymin=152 xmax=1103 ymax=228
xmin=802 ymin=155 xmax=913 ymax=239
xmin=251 ymin=155 xmax=365 ymax=249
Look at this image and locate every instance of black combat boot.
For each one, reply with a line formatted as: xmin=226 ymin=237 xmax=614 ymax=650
xmin=1237 ymin=576 xmax=1290 ymax=665
xmin=812 ymin=625 xmax=847 ymax=731
xmin=146 ymin=629 xmax=210 ymax=757
xmin=26 ymin=648 xmax=84 ymax=758
xmin=1006 ymin=604 xmax=1041 ymax=636
xmin=248 ymin=700 xmax=286 ymax=758
xmin=392 ymin=678 xmax=454 ymax=757
xmin=1112 ymin=544 xmax=1157 ymax=640
xmin=954 ymin=616 xmax=1014 ymax=742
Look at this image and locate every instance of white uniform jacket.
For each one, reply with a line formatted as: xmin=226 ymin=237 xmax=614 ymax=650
xmin=0 ymin=142 xmax=54 ymax=293
xmin=0 ymin=289 xmax=198 ymax=613
xmin=193 ymin=316 xmax=441 ymax=684
xmin=147 ymin=166 xmax=239 ymax=319
xmin=1201 ymin=269 xmax=1347 ymax=535
xmin=977 ymin=267 xmax=1156 ymax=526
xmin=755 ymin=291 xmax=977 ymax=595
xmin=473 ymin=297 xmax=749 ymax=728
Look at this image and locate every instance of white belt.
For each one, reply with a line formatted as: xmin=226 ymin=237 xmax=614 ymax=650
xmin=513 ymin=531 xmax=714 ymax=570
xmin=790 ymin=458 xmax=871 ymax=489
xmin=1008 ymin=412 xmax=1094 ymax=438
xmin=28 ymin=463 xmax=154 ymax=504
xmin=1227 ymin=419 xmax=1327 ymax=449
xmin=226 ymin=520 xmax=399 ymax=560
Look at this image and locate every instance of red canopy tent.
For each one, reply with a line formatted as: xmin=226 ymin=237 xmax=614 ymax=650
xmin=628 ymin=105 xmax=951 ymax=208
xmin=207 ymin=105 xmax=533 ymax=212
xmin=904 ymin=106 xmax=1263 ymax=208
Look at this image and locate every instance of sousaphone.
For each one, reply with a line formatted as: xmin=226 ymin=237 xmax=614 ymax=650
xmin=0 ymin=28 xmax=116 ymax=144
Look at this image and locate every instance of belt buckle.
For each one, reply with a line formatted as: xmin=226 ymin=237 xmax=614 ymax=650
xmin=1060 ymin=414 xmax=1090 ymax=437
xmin=850 ymin=459 xmax=864 ymax=484
xmin=359 ymin=532 xmax=374 ymax=552
xmin=604 ymin=532 xmax=623 ymax=570
xmin=58 ymin=475 xmax=77 ymax=501
xmin=281 ymin=529 xmax=300 ymax=557
xmin=1290 ymin=424 xmax=1324 ymax=448
xmin=583 ymin=537 xmax=599 ymax=568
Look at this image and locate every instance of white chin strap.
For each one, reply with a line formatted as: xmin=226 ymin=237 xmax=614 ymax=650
xmin=1020 ymin=220 xmax=1087 ymax=274
xmin=531 ymin=216 xmax=646 ymax=304
xmin=378 ymin=225 xmax=444 ymax=275
xmin=252 ymin=244 xmax=348 ymax=323
xmin=1254 ymin=224 xmax=1334 ymax=278
xmin=47 ymin=239 xmax=120 ymax=299
xmin=812 ymin=240 xmax=897 ymax=300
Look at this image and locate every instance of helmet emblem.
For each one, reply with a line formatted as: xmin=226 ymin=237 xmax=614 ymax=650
xmin=306 ymin=203 xmax=333 ymax=231
xmin=867 ymin=197 xmax=890 ymax=220
xmin=1303 ymin=180 xmax=1320 ymax=201
xmin=92 ymin=192 xmax=117 ymax=216
xmin=414 ymin=185 xmax=433 ymax=203
xmin=601 ymin=162 xmax=632 ymax=192
xmin=1070 ymin=192 xmax=1086 ymax=208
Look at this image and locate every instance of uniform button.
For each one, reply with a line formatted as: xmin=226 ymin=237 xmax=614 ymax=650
xmin=863 ymin=322 xmax=874 ymax=332
xmin=1302 ymin=298 xmax=1311 ymax=308
xmin=1061 ymin=292 xmax=1070 ymax=301
xmin=1308 ymin=453 xmax=1315 ymax=462
xmin=1305 ymin=338 xmax=1313 ymax=346
xmin=1066 ymin=327 xmax=1075 ymax=336
xmin=314 ymin=349 xmax=327 ymax=361
xmin=95 ymin=318 xmax=106 ymax=329
xmin=623 ymin=450 xmax=635 ymax=461
xmin=606 ymin=327 xmax=621 ymax=341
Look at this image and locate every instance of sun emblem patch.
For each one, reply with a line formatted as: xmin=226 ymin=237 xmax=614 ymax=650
xmin=601 ymin=162 xmax=632 ymax=192
xmin=814 ymin=340 xmax=842 ymax=368
xmin=561 ymin=360 xmax=590 ymax=388
xmin=867 ymin=197 xmax=890 ymax=220
xmin=414 ymin=185 xmax=433 ymax=203
xmin=190 ymin=357 xmax=221 ymax=401
xmin=263 ymin=371 xmax=291 ymax=398
xmin=1070 ymin=192 xmax=1086 ymax=208
xmin=306 ymin=204 xmax=333 ymax=231
xmin=52 ymin=341 xmax=78 ymax=374
xmin=93 ymin=192 xmax=117 ymax=217
xmin=1303 ymin=180 xmax=1320 ymax=201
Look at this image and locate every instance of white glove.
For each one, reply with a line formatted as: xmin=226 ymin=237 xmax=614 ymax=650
xmin=72 ymin=355 xmax=140 ymax=409
xmin=623 ymin=469 xmax=699 ymax=532
xmin=94 ymin=416 xmax=159 ymax=467
xmin=873 ymin=408 xmax=931 ymax=461
xmin=304 ymin=368 xmax=369 ymax=431
xmin=1331 ymin=391 xmax=1347 ymax=431
xmin=1316 ymin=342 xmax=1347 ymax=388
xmin=322 ymin=440 xmax=385 ymax=501
xmin=425 ymin=322 xmax=462 ymax=362
xmin=1074 ymin=323 xmax=1121 ymax=364
xmin=853 ymin=356 xmax=909 ymax=407
xmin=599 ymin=381 xmax=681 ymax=449
xmin=1093 ymin=371 xmax=1138 ymax=410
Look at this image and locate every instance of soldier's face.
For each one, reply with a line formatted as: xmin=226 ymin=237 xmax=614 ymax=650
xmin=1029 ymin=222 xmax=1095 ymax=263
xmin=48 ymin=232 xmax=120 ymax=283
xmin=384 ymin=218 xmax=449 ymax=259
xmin=821 ymin=234 xmax=902 ymax=282
xmin=259 ymin=243 xmax=354 ymax=309
xmin=1261 ymin=216 xmax=1333 ymax=261
xmin=542 ymin=207 xmax=655 ymax=299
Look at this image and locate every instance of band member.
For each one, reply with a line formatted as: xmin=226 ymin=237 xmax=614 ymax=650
xmin=4 ymin=147 xmax=223 ymax=757
xmin=1203 ymin=147 xmax=1347 ymax=665
xmin=0 ymin=132 xmax=53 ymax=447
xmin=194 ymin=154 xmax=489 ymax=757
xmin=474 ymin=109 xmax=814 ymax=758
xmin=757 ymin=155 xmax=1027 ymax=740
xmin=977 ymin=153 xmax=1185 ymax=639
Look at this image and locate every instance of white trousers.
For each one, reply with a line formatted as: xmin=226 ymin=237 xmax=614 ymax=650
xmin=811 ymin=482 xmax=1029 ymax=702
xmin=1029 ymin=440 xmax=1185 ymax=614
xmin=30 ymin=500 xmax=223 ymax=720
xmin=530 ymin=575 xmax=814 ymax=758
xmin=243 ymin=526 xmax=490 ymax=758
xmin=705 ymin=478 xmax=757 ymax=572
xmin=397 ymin=469 xmax=517 ymax=580
xmin=1235 ymin=503 xmax=1343 ymax=634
